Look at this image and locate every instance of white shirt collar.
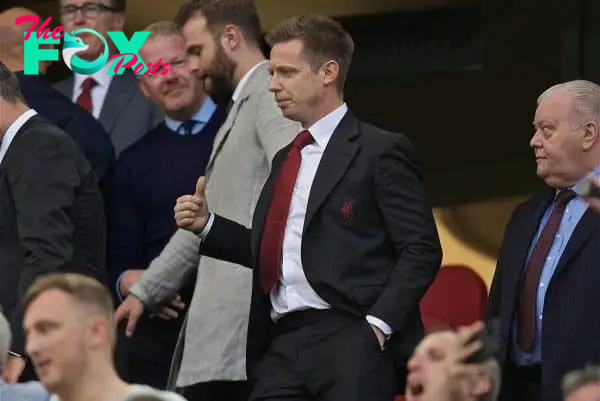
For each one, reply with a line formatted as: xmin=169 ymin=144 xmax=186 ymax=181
xmin=306 ymin=103 xmax=348 ymax=149
xmin=0 ymin=109 xmax=38 ymax=163
xmin=73 ymin=58 xmax=116 ymax=91
xmin=231 ymin=60 xmax=268 ymax=103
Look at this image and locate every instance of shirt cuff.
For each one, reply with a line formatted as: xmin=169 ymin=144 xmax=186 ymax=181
xmin=8 ymin=351 xmax=23 ymax=358
xmin=366 ymin=315 xmax=392 ymax=337
xmin=116 ymin=272 xmax=127 ymax=303
xmin=197 ymin=212 xmax=214 ymax=240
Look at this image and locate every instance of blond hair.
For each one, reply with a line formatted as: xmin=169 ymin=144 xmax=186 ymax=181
xmin=24 ymin=273 xmax=115 ymax=342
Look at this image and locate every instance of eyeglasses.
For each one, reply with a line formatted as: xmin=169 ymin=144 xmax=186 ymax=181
xmin=59 ymin=2 xmax=117 ymax=20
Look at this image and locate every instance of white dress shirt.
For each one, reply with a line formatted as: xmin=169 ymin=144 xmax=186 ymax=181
xmin=72 ymin=59 xmax=116 ymax=119
xmin=200 ymin=103 xmax=392 ymax=336
xmin=0 ymin=109 xmax=38 ymax=164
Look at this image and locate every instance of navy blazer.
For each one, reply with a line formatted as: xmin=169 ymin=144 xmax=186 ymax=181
xmin=16 ymin=71 xmax=115 ymax=181
xmin=487 ymin=188 xmax=600 ymax=401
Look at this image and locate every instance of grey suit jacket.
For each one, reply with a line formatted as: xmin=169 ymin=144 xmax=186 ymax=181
xmin=129 ymin=61 xmax=301 ymax=386
xmin=54 ymin=71 xmax=162 ymax=157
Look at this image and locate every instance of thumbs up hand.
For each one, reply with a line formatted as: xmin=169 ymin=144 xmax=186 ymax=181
xmin=174 ymin=176 xmax=210 ymax=233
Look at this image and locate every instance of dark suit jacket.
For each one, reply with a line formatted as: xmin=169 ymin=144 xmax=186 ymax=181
xmin=0 ymin=115 xmax=106 ymax=354
xmin=486 ymin=189 xmax=600 ymax=401
xmin=199 ymin=110 xmax=442 ymax=389
xmin=16 ymin=72 xmax=115 ymax=181
xmin=54 ymin=69 xmax=162 ymax=157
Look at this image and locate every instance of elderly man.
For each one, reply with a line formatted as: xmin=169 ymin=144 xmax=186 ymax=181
xmin=0 ymin=310 xmax=49 ymax=400
xmin=405 ymin=322 xmax=501 ymax=401
xmin=487 ymin=80 xmax=600 ymax=401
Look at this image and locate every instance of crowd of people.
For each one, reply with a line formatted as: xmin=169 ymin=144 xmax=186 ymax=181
xmin=0 ymin=0 xmax=599 ymax=400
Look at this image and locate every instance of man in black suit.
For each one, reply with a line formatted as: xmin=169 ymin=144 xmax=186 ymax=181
xmin=174 ymin=14 xmax=442 ymax=401
xmin=486 ymin=80 xmax=600 ymax=401
xmin=0 ymin=62 xmax=106 ymax=383
xmin=0 ymin=7 xmax=115 ymax=182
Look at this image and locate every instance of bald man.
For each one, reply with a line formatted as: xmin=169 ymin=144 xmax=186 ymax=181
xmin=0 ymin=7 xmax=115 ymax=182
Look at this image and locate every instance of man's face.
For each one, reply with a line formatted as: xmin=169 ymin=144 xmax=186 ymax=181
xmin=566 ymin=383 xmax=600 ymax=401
xmin=406 ymin=331 xmax=465 ymax=401
xmin=24 ymin=290 xmax=92 ymax=393
xmin=531 ymin=90 xmax=593 ymax=188
xmin=137 ymin=34 xmax=202 ymax=118
xmin=181 ymin=15 xmax=235 ymax=101
xmin=59 ymin=0 xmax=124 ymax=60
xmin=268 ymin=39 xmax=328 ymax=125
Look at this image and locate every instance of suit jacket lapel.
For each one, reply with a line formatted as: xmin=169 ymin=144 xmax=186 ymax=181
xmin=205 ymin=96 xmax=247 ymax=175
xmin=98 ymin=71 xmax=137 ymax=134
xmin=553 ymin=207 xmax=600 ymax=277
xmin=206 ymin=63 xmax=269 ymax=175
xmin=303 ymin=112 xmax=360 ymax=233
xmin=507 ymin=189 xmax=555 ymax=293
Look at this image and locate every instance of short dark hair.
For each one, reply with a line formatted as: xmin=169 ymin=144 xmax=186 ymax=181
xmin=266 ymin=14 xmax=355 ymax=92
xmin=110 ymin=0 xmax=127 ymax=13
xmin=175 ymin=0 xmax=262 ymax=45
xmin=0 ymin=62 xmax=24 ymax=103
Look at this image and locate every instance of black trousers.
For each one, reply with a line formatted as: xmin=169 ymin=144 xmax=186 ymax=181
xmin=115 ymin=318 xmax=180 ymax=389
xmin=184 ymin=380 xmax=251 ymax=401
xmin=250 ymin=309 xmax=397 ymax=401
xmin=500 ymin=363 xmax=542 ymax=401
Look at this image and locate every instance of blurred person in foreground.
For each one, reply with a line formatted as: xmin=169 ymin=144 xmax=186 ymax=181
xmin=23 ymin=273 xmax=186 ymax=401
xmin=0 ymin=7 xmax=115 ymax=182
xmin=174 ymin=13 xmax=441 ymax=401
xmin=115 ymin=1 xmax=299 ymax=399
xmin=581 ymin=177 xmax=600 ymax=213
xmin=486 ymin=80 xmax=600 ymax=401
xmin=107 ymin=20 xmax=226 ymax=388
xmin=0 ymin=63 xmax=106 ymax=383
xmin=0 ymin=310 xmax=49 ymax=400
xmin=562 ymin=366 xmax=600 ymax=401
xmin=405 ymin=322 xmax=500 ymax=401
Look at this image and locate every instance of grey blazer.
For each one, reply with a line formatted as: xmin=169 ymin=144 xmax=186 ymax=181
xmin=129 ymin=61 xmax=301 ymax=387
xmin=54 ymin=70 xmax=162 ymax=157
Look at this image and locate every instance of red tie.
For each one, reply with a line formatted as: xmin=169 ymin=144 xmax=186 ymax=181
xmin=517 ymin=189 xmax=576 ymax=351
xmin=259 ymin=130 xmax=314 ymax=292
xmin=76 ymin=77 xmax=97 ymax=114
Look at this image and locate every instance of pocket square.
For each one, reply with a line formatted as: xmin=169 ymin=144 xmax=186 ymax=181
xmin=341 ymin=199 xmax=355 ymax=225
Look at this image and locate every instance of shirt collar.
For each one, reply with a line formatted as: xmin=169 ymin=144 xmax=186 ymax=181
xmin=164 ymin=96 xmax=217 ymax=134
xmin=0 ymin=109 xmax=38 ymax=163
xmin=73 ymin=58 xmax=116 ymax=90
xmin=305 ymin=103 xmax=348 ymax=149
xmin=231 ymin=60 xmax=268 ymax=103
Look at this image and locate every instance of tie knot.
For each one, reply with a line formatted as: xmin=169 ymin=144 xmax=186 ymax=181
xmin=81 ymin=77 xmax=97 ymax=91
xmin=293 ymin=130 xmax=314 ymax=150
xmin=556 ymin=189 xmax=576 ymax=205
xmin=179 ymin=120 xmax=197 ymax=135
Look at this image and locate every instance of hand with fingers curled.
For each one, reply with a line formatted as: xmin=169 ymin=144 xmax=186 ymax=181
xmin=583 ymin=176 xmax=600 ymax=214
xmin=174 ymin=176 xmax=210 ymax=234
